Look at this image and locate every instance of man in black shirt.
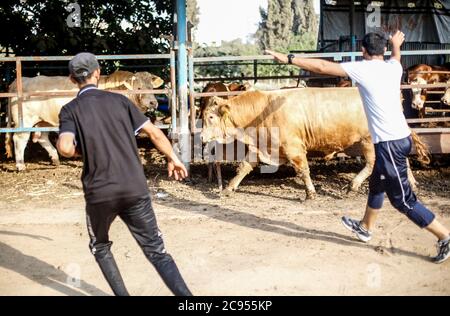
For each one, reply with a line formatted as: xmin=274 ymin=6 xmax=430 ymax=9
xmin=57 ymin=52 xmax=192 ymax=296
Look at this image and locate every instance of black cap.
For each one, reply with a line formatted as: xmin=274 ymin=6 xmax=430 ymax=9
xmin=69 ymin=52 xmax=100 ymax=78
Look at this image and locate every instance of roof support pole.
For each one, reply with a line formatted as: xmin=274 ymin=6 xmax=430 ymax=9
xmin=176 ymin=0 xmax=190 ymax=173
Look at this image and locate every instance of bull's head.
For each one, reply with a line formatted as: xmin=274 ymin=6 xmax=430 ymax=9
xmin=125 ymin=72 xmax=164 ymax=112
xmin=201 ymin=96 xmax=237 ymax=143
xmin=442 ymin=80 xmax=450 ymax=106
xmin=410 ymin=77 xmax=427 ymax=110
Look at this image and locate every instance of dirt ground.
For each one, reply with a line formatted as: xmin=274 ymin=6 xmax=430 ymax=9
xmin=1 ymin=144 xmax=450 ymax=296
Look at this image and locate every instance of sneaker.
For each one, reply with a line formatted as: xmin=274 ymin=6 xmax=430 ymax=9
xmin=341 ymin=216 xmax=372 ymax=242
xmin=433 ymin=239 xmax=450 ymax=264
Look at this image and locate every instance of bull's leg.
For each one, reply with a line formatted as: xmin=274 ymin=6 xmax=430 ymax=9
xmin=207 ymin=162 xmax=214 ymax=183
xmin=214 ymin=162 xmax=223 ymax=191
xmin=289 ymin=153 xmax=316 ymax=200
xmin=223 ymin=160 xmax=257 ymax=195
xmin=350 ymin=139 xmax=375 ymax=192
xmin=406 ymin=158 xmax=418 ymax=191
xmin=36 ymin=132 xmax=60 ymax=166
xmin=13 ymin=132 xmax=30 ymax=171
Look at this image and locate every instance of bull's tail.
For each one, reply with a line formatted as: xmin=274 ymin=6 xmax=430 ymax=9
xmin=411 ymin=130 xmax=431 ymax=165
xmin=5 ymin=132 xmax=13 ymax=158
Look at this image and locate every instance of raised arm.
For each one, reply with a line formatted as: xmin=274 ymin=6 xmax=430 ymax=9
xmin=389 ymin=30 xmax=405 ymax=63
xmin=265 ymin=49 xmax=347 ymax=77
xmin=140 ymin=121 xmax=188 ymax=180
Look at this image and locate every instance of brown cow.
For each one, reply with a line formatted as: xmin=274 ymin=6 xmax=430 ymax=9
xmin=201 ymin=88 xmax=429 ymax=198
xmin=408 ymin=64 xmax=450 ymax=112
xmin=199 ymin=82 xmax=251 ymax=118
xmin=336 ymin=79 xmax=352 ymax=87
xmin=200 ymin=82 xmax=252 ymax=188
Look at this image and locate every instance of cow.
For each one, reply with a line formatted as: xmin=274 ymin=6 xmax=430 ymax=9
xmin=5 ymin=70 xmax=164 ymax=171
xmin=199 ymin=81 xmax=252 ymax=118
xmin=442 ymin=80 xmax=450 ymax=106
xmin=408 ymin=64 xmax=450 ymax=113
xmin=336 ymin=79 xmax=352 ymax=87
xmin=199 ymin=82 xmax=252 ymax=188
xmin=201 ymin=88 xmax=429 ymax=199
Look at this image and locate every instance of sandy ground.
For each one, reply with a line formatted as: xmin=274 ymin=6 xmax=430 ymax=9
xmin=0 ymin=145 xmax=450 ymax=296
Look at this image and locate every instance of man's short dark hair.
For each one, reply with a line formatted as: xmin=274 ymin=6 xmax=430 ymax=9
xmin=70 ymin=72 xmax=94 ymax=84
xmin=362 ymin=32 xmax=388 ymax=56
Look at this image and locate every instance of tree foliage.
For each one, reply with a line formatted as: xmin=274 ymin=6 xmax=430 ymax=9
xmin=0 ymin=0 xmax=174 ymax=56
xmin=186 ymin=0 xmax=199 ymax=27
xmin=257 ymin=0 xmax=318 ymax=53
xmin=0 ymin=0 xmax=174 ymax=78
xmin=194 ymin=39 xmax=260 ymax=79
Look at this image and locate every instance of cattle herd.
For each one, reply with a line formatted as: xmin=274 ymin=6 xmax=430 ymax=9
xmin=1 ymin=62 xmax=449 ymax=196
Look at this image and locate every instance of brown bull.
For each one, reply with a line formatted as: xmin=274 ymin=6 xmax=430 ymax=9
xmin=200 ymin=81 xmax=252 ymax=188
xmin=201 ymin=88 xmax=429 ymax=199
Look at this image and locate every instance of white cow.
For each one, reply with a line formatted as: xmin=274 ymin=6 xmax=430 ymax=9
xmin=6 ymin=70 xmax=164 ymax=171
xmin=442 ymin=80 xmax=450 ymax=106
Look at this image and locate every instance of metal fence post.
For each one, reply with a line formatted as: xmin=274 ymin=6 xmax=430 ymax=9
xmin=176 ymin=0 xmax=190 ymax=172
xmin=170 ymin=48 xmax=177 ymax=143
xmin=188 ymin=47 xmax=195 ymax=133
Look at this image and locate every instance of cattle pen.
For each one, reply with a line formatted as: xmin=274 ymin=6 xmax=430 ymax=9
xmin=0 ymin=54 xmax=177 ymax=134
xmin=1 ymin=49 xmax=450 ymax=169
xmin=188 ymin=50 xmax=450 ymax=156
xmin=1 ymin=0 xmax=450 ymax=298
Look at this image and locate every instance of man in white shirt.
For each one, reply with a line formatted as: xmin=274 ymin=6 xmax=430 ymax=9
xmin=266 ymin=31 xmax=450 ymax=263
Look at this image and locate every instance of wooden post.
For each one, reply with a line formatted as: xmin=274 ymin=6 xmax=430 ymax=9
xmin=16 ymin=58 xmax=24 ymax=129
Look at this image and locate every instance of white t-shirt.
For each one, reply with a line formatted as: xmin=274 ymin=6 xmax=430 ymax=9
xmin=341 ymin=59 xmax=411 ymax=144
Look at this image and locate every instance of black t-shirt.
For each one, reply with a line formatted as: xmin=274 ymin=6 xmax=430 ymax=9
xmin=59 ymin=85 xmax=150 ymax=204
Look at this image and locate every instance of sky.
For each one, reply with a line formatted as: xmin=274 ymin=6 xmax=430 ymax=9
xmin=195 ymin=0 xmax=321 ymax=45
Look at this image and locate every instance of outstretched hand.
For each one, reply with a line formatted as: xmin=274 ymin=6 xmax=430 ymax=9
xmin=265 ymin=49 xmax=288 ymax=64
xmin=168 ymin=158 xmax=188 ymax=181
xmin=389 ymin=30 xmax=405 ymax=48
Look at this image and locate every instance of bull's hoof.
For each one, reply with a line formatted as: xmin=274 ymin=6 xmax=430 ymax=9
xmin=221 ymin=187 xmax=234 ymax=196
xmin=305 ymin=190 xmax=316 ymax=200
xmin=51 ymin=158 xmax=60 ymax=166
xmin=16 ymin=163 xmax=26 ymax=172
xmin=346 ymin=183 xmax=360 ymax=194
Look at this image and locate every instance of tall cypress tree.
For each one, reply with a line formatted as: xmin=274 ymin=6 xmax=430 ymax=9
xmin=257 ymin=0 xmax=294 ymax=52
xmin=257 ymin=0 xmax=317 ymax=52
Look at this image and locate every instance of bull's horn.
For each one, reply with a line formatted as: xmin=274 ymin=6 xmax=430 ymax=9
xmin=151 ymin=76 xmax=164 ymax=89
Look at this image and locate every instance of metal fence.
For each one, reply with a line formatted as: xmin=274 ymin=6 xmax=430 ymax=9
xmin=0 ymin=53 xmax=177 ymax=134
xmin=188 ymin=49 xmax=450 ymax=112
xmin=1 ymin=49 xmax=449 ymax=144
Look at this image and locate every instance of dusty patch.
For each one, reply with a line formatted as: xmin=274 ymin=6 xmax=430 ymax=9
xmin=0 ymin=149 xmax=449 ymax=295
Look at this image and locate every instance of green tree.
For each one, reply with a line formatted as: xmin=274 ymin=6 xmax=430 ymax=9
xmin=256 ymin=0 xmax=294 ymax=53
xmin=187 ymin=0 xmax=199 ymax=26
xmin=257 ymin=0 xmax=318 ymax=52
xmin=194 ymin=39 xmax=260 ymax=79
xmin=292 ymin=0 xmax=317 ymax=38
xmin=0 ymin=0 xmax=174 ymax=56
xmin=0 ymin=0 xmax=174 ymax=77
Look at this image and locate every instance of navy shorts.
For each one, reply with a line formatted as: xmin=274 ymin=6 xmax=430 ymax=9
xmin=367 ymin=136 xmax=435 ymax=228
